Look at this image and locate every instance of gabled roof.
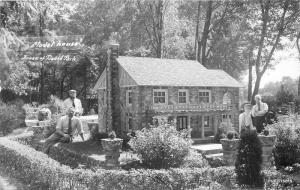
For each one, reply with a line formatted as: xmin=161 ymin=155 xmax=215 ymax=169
xmin=116 ymin=56 xmax=243 ymax=87
xmin=93 ymin=56 xmax=243 ymax=90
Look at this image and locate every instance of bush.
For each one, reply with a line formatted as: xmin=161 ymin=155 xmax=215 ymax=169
xmin=129 ymin=124 xmax=192 ymax=169
xmin=0 ymin=137 xmax=297 ymax=189
xmin=181 ymin=150 xmax=210 ymax=168
xmin=0 ymin=137 xmax=238 ymax=190
xmin=0 ymin=102 xmax=26 ymax=136
xmin=265 ymin=116 xmax=300 ymax=168
xmin=235 ymin=130 xmax=264 ymax=188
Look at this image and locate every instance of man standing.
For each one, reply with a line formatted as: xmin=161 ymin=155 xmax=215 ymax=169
xmin=251 ymin=94 xmax=268 ymax=133
xmin=239 ymin=103 xmax=254 ymax=134
xmin=63 ymin=90 xmax=83 ymax=116
xmin=43 ymin=108 xmax=84 ymax=154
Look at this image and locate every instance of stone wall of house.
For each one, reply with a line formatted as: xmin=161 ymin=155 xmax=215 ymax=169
xmin=128 ymin=86 xmax=241 ymax=132
xmin=102 ymin=81 xmax=240 ymax=135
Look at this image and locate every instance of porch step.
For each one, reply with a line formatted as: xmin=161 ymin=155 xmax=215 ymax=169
xmin=205 ymin=153 xmax=223 ymax=159
xmin=192 ymin=136 xmax=215 ymax=144
xmin=191 ymin=143 xmax=222 ymax=155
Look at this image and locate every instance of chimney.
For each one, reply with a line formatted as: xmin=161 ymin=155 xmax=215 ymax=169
xmin=104 ymin=40 xmax=121 ymax=136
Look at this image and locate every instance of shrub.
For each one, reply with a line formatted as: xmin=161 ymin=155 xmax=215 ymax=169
xmin=265 ymin=116 xmax=300 ymax=168
xmin=129 ymin=123 xmax=192 ymax=169
xmin=0 ymin=102 xmax=26 ymax=136
xmin=235 ymin=130 xmax=264 ymax=188
xmin=0 ymin=137 xmax=238 ymax=190
xmin=181 ymin=150 xmax=210 ymax=168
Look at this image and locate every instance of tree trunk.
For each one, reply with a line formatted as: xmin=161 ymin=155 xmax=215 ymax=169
xmin=195 ymin=1 xmax=201 ymax=61
xmin=39 ymin=65 xmax=44 ymax=104
xmin=248 ymin=53 xmax=253 ymax=102
xmin=201 ymin=0 xmax=213 ymax=67
xmin=156 ymin=0 xmax=163 ymax=58
xmin=251 ymin=75 xmax=262 ymax=104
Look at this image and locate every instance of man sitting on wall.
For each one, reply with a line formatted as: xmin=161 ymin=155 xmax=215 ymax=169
xmin=43 ymin=107 xmax=84 ymax=154
xmin=63 ymin=90 xmax=83 ymax=116
xmin=251 ymin=94 xmax=268 ymax=133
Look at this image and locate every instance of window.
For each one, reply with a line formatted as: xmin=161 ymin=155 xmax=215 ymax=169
xmin=128 ymin=117 xmax=133 ymax=130
xmin=126 ymin=90 xmax=132 ymax=105
xmin=223 ymin=92 xmax=232 ymax=105
xmin=199 ymin=90 xmax=211 ymax=103
xmin=222 ymin=114 xmax=232 ymax=122
xmin=204 ymin=116 xmax=210 ymax=128
xmin=153 ymin=89 xmax=168 ymax=104
xmin=178 ymin=90 xmax=188 ymax=104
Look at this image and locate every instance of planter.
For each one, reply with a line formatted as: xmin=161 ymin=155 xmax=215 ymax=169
xmin=220 ymin=139 xmax=240 ymax=166
xmin=101 ymin=138 xmax=123 ymax=169
xmin=258 ymin=135 xmax=276 ymax=146
xmin=220 ymin=139 xmax=240 ymax=151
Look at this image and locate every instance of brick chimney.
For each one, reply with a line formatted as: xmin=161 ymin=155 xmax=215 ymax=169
xmin=104 ymin=40 xmax=121 ymax=136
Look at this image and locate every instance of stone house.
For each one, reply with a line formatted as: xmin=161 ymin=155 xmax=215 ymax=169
xmin=93 ymin=48 xmax=243 ymax=139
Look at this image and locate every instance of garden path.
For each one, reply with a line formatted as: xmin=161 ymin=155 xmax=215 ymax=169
xmin=0 ymin=165 xmax=26 ymax=190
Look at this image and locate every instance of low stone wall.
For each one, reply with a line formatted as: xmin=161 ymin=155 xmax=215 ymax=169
xmin=12 ymin=131 xmax=106 ymax=169
xmin=258 ymin=135 xmax=276 ymax=168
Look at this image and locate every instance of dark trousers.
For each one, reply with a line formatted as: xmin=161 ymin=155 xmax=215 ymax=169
xmin=252 ymin=116 xmax=265 ymax=133
xmin=43 ymin=132 xmax=72 ymax=154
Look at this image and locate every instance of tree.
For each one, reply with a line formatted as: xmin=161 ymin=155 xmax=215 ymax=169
xmin=244 ymin=0 xmax=300 ymax=104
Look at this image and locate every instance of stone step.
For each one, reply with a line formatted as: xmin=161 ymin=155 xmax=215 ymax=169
xmin=192 ymin=137 xmax=215 ymax=144
xmin=191 ymin=143 xmax=222 ymax=155
xmin=205 ymin=153 xmax=223 ymax=159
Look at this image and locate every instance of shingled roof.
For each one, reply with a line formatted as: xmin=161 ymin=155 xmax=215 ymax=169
xmin=116 ymin=56 xmax=243 ymax=87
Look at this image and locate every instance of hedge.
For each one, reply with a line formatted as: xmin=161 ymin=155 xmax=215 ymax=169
xmin=0 ymin=137 xmax=296 ymax=189
xmin=0 ymin=137 xmax=239 ymax=189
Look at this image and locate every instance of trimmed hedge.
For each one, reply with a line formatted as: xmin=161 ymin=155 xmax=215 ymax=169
xmin=0 ymin=137 xmax=297 ymax=189
xmin=0 ymin=137 xmax=238 ymax=190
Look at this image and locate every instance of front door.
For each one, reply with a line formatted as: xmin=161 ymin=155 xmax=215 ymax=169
xmin=177 ymin=116 xmax=188 ymax=130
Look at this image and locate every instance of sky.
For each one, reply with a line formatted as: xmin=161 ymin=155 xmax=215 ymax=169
xmin=242 ymin=39 xmax=300 ymax=88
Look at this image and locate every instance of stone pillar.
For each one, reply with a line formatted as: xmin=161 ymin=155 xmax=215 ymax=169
xmin=221 ymin=139 xmax=240 ymax=166
xmin=258 ymin=135 xmax=276 ymax=168
xmin=101 ymin=138 xmax=123 ymax=169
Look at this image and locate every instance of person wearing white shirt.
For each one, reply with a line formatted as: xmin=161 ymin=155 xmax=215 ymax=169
xmin=239 ymin=103 xmax=254 ymax=134
xmin=63 ymin=90 xmax=83 ymax=116
xmin=251 ymin=94 xmax=268 ymax=133
xmin=43 ymin=108 xmax=84 ymax=154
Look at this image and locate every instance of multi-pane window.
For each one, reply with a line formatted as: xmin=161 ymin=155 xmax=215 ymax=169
xmin=198 ymin=90 xmax=211 ymax=103
xmin=204 ymin=116 xmax=210 ymax=128
xmin=178 ymin=90 xmax=188 ymax=104
xmin=126 ymin=90 xmax=132 ymax=105
xmin=222 ymin=114 xmax=232 ymax=122
xmin=153 ymin=90 xmax=167 ymax=104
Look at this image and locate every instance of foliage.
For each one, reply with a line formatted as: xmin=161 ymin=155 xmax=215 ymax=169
xmin=265 ymin=116 xmax=300 ymax=168
xmin=0 ymin=101 xmax=26 ymax=136
xmin=235 ymin=130 xmax=264 ymax=188
xmin=129 ymin=123 xmax=192 ymax=169
xmin=181 ymin=150 xmax=210 ymax=169
xmin=276 ymin=84 xmax=295 ymax=105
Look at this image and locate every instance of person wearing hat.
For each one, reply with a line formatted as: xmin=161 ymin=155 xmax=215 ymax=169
xmin=251 ymin=94 xmax=268 ymax=133
xmin=63 ymin=90 xmax=83 ymax=116
xmin=239 ymin=103 xmax=254 ymax=134
xmin=43 ymin=107 xmax=84 ymax=154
